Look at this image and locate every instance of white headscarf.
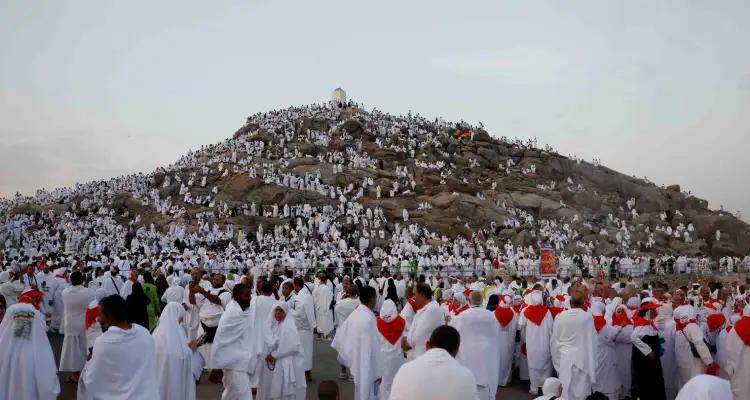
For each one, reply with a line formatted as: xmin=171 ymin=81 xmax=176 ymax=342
xmin=260 ymin=301 xmax=303 ymax=398
xmin=591 ymin=301 xmax=606 ymax=317
xmin=379 ymin=299 xmax=398 ymax=323
xmin=153 ymin=303 xmax=189 ymax=358
xmin=674 ymin=374 xmax=732 ymax=400
xmin=540 ymin=377 xmax=562 ymax=399
xmin=673 ymin=305 xmax=696 ymax=323
xmin=0 ymin=303 xmax=60 ymax=400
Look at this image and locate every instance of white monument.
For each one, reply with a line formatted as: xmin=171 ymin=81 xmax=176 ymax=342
xmin=331 ymin=87 xmax=347 ymax=107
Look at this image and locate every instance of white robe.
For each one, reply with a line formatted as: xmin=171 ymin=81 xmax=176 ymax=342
xmin=722 ymin=325 xmax=750 ymax=400
xmin=389 ymin=348 xmax=479 ymax=400
xmin=290 ymin=289 xmax=316 ymax=371
xmin=0 ymin=303 xmax=60 ymax=400
xmin=450 ymin=306 xmax=500 ymax=400
xmin=312 ymin=284 xmax=334 ymax=336
xmin=675 ymin=324 xmax=714 ymax=389
xmin=59 ymin=285 xmax=95 ymax=372
xmin=334 ymin=297 xmax=360 ymax=327
xmin=496 ymin=310 xmax=518 ymax=386
xmin=332 ymin=304 xmax=383 ymax=400
xmin=551 ymin=308 xmax=597 ymax=400
xmin=78 ymin=324 xmax=159 ymax=400
xmin=592 ymin=322 xmax=621 ymax=397
xmin=211 ymin=300 xmax=261 ymax=400
xmin=153 ymin=303 xmax=197 ymax=400
xmin=256 ymin=304 xmax=306 ymax=400
xmin=520 ymin=308 xmax=554 ymax=390
xmin=406 ymin=301 xmax=445 ymax=360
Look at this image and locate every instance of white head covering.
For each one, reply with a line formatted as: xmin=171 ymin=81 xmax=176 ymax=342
xmin=498 ymin=294 xmax=513 ymax=308
xmin=453 ymin=293 xmax=467 ymax=307
xmin=626 ymin=296 xmax=641 ymax=309
xmin=153 ymin=302 xmax=189 ymax=358
xmin=591 ymin=301 xmax=606 ymax=317
xmin=526 ymin=291 xmax=544 ymax=306
xmin=0 ymin=303 xmax=60 ymax=399
xmin=379 ymin=299 xmax=398 ymax=322
xmin=541 ymin=377 xmax=562 ymax=398
xmin=673 ymin=305 xmax=696 ymax=323
xmin=260 ymin=301 xmax=302 ymax=398
xmin=169 ymin=277 xmax=181 ymax=287
xmin=675 ymin=374 xmax=732 ymax=400
xmin=0 ymin=271 xmax=10 ymax=284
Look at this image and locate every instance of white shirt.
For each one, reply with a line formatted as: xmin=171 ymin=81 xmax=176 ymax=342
xmin=389 ymin=348 xmax=479 ymax=400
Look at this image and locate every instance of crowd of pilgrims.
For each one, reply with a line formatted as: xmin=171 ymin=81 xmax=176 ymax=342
xmin=0 ymin=102 xmax=749 ymax=399
xmin=1 ymin=258 xmax=750 ymax=400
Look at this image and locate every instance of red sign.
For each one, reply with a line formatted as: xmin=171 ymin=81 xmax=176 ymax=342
xmin=539 ymin=248 xmax=557 ymax=277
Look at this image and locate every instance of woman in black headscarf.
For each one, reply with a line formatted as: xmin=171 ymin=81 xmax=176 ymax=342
xmin=126 ymin=282 xmax=150 ymax=329
xmin=485 ymin=294 xmax=499 ymax=311
xmin=385 ymin=277 xmax=399 ymax=307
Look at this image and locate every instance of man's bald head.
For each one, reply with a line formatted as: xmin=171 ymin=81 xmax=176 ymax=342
xmin=469 ymin=290 xmax=483 ymax=306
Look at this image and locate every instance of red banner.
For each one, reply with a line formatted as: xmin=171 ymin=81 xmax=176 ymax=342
xmin=539 ymin=248 xmax=557 ymax=277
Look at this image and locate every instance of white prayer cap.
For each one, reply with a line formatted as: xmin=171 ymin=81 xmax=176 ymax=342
xmin=453 ymin=293 xmax=467 ymax=306
xmin=498 ymin=295 xmax=512 ymax=308
xmin=744 ymin=304 xmax=750 ymax=318
xmin=541 ymin=377 xmax=562 ymax=398
xmin=525 ymin=291 xmax=544 ymax=306
xmin=591 ymin=301 xmax=606 ymax=316
xmin=673 ymin=305 xmax=695 ymax=322
xmin=380 ymin=299 xmax=398 ymax=322
xmin=626 ymin=296 xmax=641 ymax=309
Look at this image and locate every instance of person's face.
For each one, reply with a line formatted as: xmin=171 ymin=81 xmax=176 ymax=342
xmin=273 ymin=307 xmax=286 ymax=322
xmin=211 ymin=274 xmax=225 ymax=288
xmin=235 ymin=288 xmax=251 ymax=307
xmin=672 ymin=290 xmax=685 ymax=307
xmin=191 ymin=270 xmax=201 ymax=283
xmin=281 ymin=283 xmax=293 ymax=298
xmin=342 ymin=280 xmax=350 ymax=292
xmin=719 ymin=288 xmax=730 ymax=302
xmin=26 ymin=265 xmax=34 ymax=276
xmin=700 ymin=287 xmax=710 ymax=300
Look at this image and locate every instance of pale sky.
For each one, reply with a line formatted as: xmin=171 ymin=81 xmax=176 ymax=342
xmin=1 ymin=1 xmax=748 ymax=220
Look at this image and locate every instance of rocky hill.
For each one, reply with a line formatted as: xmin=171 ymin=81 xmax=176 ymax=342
xmin=4 ymin=102 xmax=749 ymax=259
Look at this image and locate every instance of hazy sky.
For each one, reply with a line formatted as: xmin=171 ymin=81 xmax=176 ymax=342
xmin=1 ymin=1 xmax=748 ymax=219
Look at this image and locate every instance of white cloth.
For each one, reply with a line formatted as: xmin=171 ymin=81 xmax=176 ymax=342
xmin=376 ymin=300 xmax=404 ymax=400
xmin=59 ymin=284 xmax=94 ymax=371
xmin=221 ymin=369 xmax=253 ymax=400
xmin=256 ymin=302 xmax=306 ymax=400
xmin=312 ymin=283 xmax=335 ymax=335
xmin=496 ymin=308 xmax=517 ymax=386
xmin=592 ymin=317 xmax=621 ymax=396
xmin=551 ymin=308 xmax=597 ymax=400
xmin=153 ymin=302 xmax=196 ymax=400
xmin=723 ymin=320 xmax=750 ymax=400
xmin=450 ymin=306 xmax=500 ymax=400
xmin=389 ymin=348 xmax=479 ymax=400
xmin=406 ymin=301 xmax=444 ymax=360
xmin=675 ymin=374 xmax=732 ymax=400
xmin=331 ymin=304 xmax=383 ymax=400
xmin=78 ymin=324 xmax=159 ymax=400
xmin=290 ymin=288 xmax=316 ymax=371
xmin=519 ymin=305 xmax=554 ymax=389
xmin=0 ymin=303 xmax=60 ymax=400
xmin=211 ymin=300 xmax=261 ymax=374
xmin=675 ymin=322 xmax=714 ymax=388
xmin=334 ymin=297 xmax=360 ymax=327
xmin=161 ymin=277 xmax=185 ymax=304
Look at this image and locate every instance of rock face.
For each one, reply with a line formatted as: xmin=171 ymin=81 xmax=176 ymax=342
xmin=6 ymin=103 xmax=749 ymax=259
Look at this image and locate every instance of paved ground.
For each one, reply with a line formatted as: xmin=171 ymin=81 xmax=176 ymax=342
xmin=52 ymin=332 xmax=534 ymax=399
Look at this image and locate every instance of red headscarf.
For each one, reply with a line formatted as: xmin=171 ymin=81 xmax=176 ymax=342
xmin=612 ymin=308 xmax=632 ymax=327
xmin=706 ymin=313 xmax=727 ymax=333
xmin=494 ymin=307 xmax=514 ymax=327
xmin=733 ymin=317 xmax=750 ymax=347
xmin=18 ymin=289 xmax=44 ymax=310
xmin=453 ymin=304 xmax=469 ymax=316
xmin=407 ymin=297 xmax=423 ymax=313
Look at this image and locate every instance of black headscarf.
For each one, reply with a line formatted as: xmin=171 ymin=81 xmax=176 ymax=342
xmin=126 ymin=282 xmax=150 ymax=329
xmin=386 ymin=278 xmax=399 ymax=305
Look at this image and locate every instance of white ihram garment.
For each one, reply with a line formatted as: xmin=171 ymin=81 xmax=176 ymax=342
xmin=59 ymin=284 xmax=94 ymax=372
